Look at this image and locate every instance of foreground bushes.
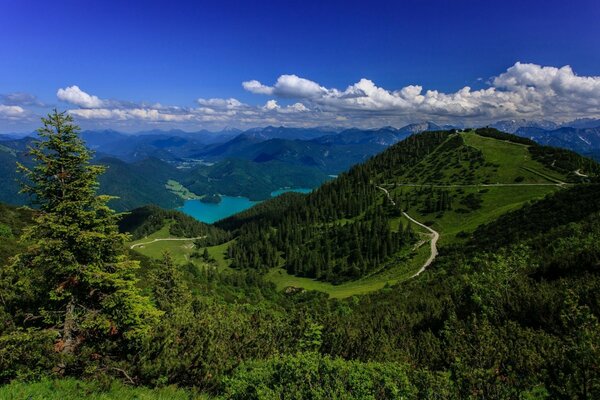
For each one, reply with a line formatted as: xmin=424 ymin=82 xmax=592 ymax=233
xmin=223 ymin=352 xmax=454 ymax=399
xmin=0 ymin=378 xmax=200 ymax=400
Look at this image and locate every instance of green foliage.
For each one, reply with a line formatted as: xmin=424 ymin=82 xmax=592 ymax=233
xmin=150 ymin=252 xmax=192 ymax=313
xmin=0 ymin=377 xmax=199 ymax=399
xmin=0 ymin=329 xmax=58 ymax=382
xmin=529 ymin=145 xmax=600 ymax=180
xmin=223 ymin=352 xmax=419 ymax=400
xmin=555 ymin=291 xmax=600 ymax=399
xmin=4 ymin=111 xmax=161 ymax=371
xmin=183 ymin=158 xmax=328 ymax=201
xmin=471 ymin=184 xmax=600 ymax=250
xmin=1 ymin=127 xmax=600 ymax=398
xmin=224 ymin=132 xmax=450 ymax=282
xmin=474 ymin=127 xmax=538 ymax=145
xmin=119 ymin=205 xmax=230 ymax=245
xmin=0 ymin=203 xmax=33 ymax=265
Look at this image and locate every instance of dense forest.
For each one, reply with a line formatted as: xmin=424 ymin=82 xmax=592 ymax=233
xmin=118 ymin=204 xmax=230 ymax=245
xmin=1 ymin=113 xmax=599 ymax=399
xmin=225 ymin=131 xmax=451 ymax=282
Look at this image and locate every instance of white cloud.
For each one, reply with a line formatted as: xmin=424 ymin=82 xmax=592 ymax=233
xmin=48 ymin=62 xmax=600 ymax=130
xmin=244 ymin=74 xmax=326 ymax=98
xmin=0 ymin=104 xmax=26 ymax=118
xmin=263 ymin=100 xmax=280 ymax=110
xmin=68 ymin=108 xmax=195 ymax=122
xmin=243 ymin=62 xmax=600 ymax=123
xmin=242 ymin=80 xmax=273 ymax=95
xmin=57 ymin=85 xmax=105 ymax=108
xmin=197 ymin=97 xmax=244 ymax=109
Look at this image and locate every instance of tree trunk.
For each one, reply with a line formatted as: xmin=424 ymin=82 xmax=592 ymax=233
xmin=62 ymin=297 xmax=77 ymax=354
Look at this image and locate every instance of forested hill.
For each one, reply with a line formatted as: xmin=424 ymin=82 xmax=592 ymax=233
xmin=218 ymin=128 xmax=599 ymax=285
xmin=119 ymin=205 xmax=230 ymax=244
xmin=3 ymin=124 xmax=600 ymax=398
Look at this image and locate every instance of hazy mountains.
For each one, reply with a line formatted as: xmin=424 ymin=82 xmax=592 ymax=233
xmin=489 ymin=119 xmax=600 ymax=161
xmin=3 ymin=119 xmax=600 ymax=211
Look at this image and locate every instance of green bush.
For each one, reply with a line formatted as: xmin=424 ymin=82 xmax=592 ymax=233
xmin=223 ymin=352 xmax=417 ymax=400
xmin=0 ymin=329 xmax=58 ymax=382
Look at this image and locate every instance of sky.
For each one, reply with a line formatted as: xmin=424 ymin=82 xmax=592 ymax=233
xmin=1 ymin=0 xmax=599 ymax=133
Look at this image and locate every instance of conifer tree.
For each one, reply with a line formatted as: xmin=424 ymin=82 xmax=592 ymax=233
xmin=13 ymin=110 xmax=161 ymax=356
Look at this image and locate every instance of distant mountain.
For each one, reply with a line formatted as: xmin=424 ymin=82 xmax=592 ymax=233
xmin=81 ymin=130 xmax=236 ymax=162
xmin=0 ymin=134 xmax=332 ymax=210
xmin=515 ymin=126 xmax=600 ymax=154
xmin=198 ymin=124 xmax=447 ymax=174
xmin=561 ymin=118 xmax=600 ymax=129
xmin=490 ymin=119 xmax=559 ymax=133
xmin=0 ymin=132 xmax=35 ymax=140
xmin=182 ymin=158 xmax=330 ymax=200
xmin=243 ymin=126 xmax=339 ymax=141
xmin=97 ymin=157 xmax=184 ymax=211
xmin=314 ymin=127 xmax=408 ymax=146
xmin=200 ymin=133 xmax=387 ymax=174
xmin=397 ymin=121 xmax=446 ymax=135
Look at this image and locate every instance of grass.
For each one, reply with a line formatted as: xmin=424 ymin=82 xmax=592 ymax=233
xmin=166 ymin=180 xmax=202 ymax=200
xmin=265 ymin=215 xmax=432 ymax=299
xmin=0 ymin=378 xmax=208 ymax=400
xmin=128 ymin=224 xmax=234 ymax=272
xmin=134 ymin=132 xmax=571 ymax=297
xmin=397 ymin=185 xmax=560 ymax=244
xmin=461 ymin=132 xmax=567 ymax=183
xmin=266 ymin=244 xmax=430 ymax=299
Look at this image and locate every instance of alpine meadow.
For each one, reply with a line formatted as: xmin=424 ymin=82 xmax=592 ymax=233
xmin=1 ymin=1 xmax=600 ymax=399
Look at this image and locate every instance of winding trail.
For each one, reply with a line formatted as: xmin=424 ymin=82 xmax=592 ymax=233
xmin=401 ymin=212 xmax=439 ymax=277
xmin=130 ymin=236 xmax=206 ymax=249
xmin=377 ymin=182 xmax=564 ymax=188
xmin=376 ymin=185 xmax=439 ymax=277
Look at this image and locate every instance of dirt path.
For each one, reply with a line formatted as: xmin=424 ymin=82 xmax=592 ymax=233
xmin=401 ymin=212 xmax=439 ymax=277
xmin=130 ymin=236 xmax=206 ymax=249
xmin=378 ymin=182 xmax=564 ymax=188
xmin=376 ymin=185 xmax=439 ymax=277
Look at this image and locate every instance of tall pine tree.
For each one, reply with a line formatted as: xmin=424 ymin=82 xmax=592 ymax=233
xmin=13 ymin=110 xmax=161 ymax=356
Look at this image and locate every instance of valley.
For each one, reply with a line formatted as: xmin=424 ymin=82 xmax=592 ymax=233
xmin=3 ymin=118 xmax=600 ymax=398
xmin=126 ymin=128 xmax=596 ymax=298
xmin=4 ymin=2 xmax=600 ymax=397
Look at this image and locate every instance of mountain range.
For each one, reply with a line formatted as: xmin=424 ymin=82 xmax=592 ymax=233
xmin=2 ymin=126 xmax=600 ymax=397
xmin=2 ymin=119 xmax=600 ymax=211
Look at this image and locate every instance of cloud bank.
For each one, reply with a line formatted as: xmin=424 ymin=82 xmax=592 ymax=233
xmin=3 ymin=62 xmax=599 ymax=131
xmin=242 ymin=63 xmax=600 ymax=124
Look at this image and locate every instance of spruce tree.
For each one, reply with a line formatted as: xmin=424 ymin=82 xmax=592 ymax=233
xmin=14 ymin=110 xmax=161 ymax=356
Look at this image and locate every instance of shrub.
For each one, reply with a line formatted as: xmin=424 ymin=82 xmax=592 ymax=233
xmin=0 ymin=329 xmax=58 ymax=382
xmin=223 ymin=352 xmax=417 ymax=400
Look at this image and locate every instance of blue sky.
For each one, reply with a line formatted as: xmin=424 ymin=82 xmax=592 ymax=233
xmin=1 ymin=0 xmax=599 ymax=132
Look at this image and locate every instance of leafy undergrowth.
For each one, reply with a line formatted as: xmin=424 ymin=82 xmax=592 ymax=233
xmin=0 ymin=378 xmax=207 ymax=400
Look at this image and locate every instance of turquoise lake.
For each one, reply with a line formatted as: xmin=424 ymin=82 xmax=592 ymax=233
xmin=179 ymin=188 xmax=312 ymax=224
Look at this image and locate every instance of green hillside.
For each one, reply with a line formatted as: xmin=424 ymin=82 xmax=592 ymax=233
xmin=128 ymin=129 xmax=597 ymax=298
xmin=3 ymin=123 xmax=600 ymax=398
xmin=182 ymin=158 xmax=330 ymax=201
xmin=206 ymin=129 xmax=598 ymax=297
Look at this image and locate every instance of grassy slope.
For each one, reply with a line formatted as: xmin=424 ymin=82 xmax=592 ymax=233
xmin=0 ymin=378 xmax=207 ymax=400
xmin=129 ymin=131 xmax=578 ymax=298
xmin=129 ymin=224 xmax=233 ymax=272
xmin=391 ymin=132 xmax=566 ymax=243
xmin=265 ymin=132 xmax=571 ymax=295
xmin=461 ymin=132 xmax=566 ymax=183
xmin=266 ymin=242 xmax=430 ymax=298
xmin=166 ymin=179 xmax=202 ymax=200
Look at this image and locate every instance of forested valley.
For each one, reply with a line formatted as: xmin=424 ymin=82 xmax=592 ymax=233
xmin=1 ymin=112 xmax=599 ymax=399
